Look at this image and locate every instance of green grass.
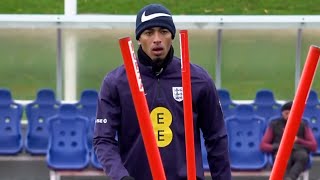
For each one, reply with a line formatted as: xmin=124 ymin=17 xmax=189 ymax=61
xmin=0 ymin=0 xmax=64 ymax=14
xmin=77 ymin=0 xmax=320 ymax=15
xmin=1 ymin=0 xmax=320 ymax=15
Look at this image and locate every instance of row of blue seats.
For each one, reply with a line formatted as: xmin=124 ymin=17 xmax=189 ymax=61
xmin=0 ymin=88 xmax=98 ymax=155
xmin=1 ymin=88 xmax=318 ymax=171
xmin=218 ymin=88 xmax=282 ymax=120
xmin=218 ymin=88 xmax=320 ymax=120
xmin=0 ymin=88 xmax=103 ymax=170
xmin=219 ymin=89 xmax=320 ymax=155
xmin=203 ymin=104 xmax=314 ymax=171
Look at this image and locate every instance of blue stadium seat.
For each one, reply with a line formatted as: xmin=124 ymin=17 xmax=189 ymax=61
xmin=200 ymin=132 xmax=209 ymax=171
xmin=25 ymin=89 xmax=60 ymax=155
xmin=303 ymin=90 xmax=320 ymax=118
xmin=234 ymin=104 xmax=257 ymax=119
xmin=252 ymin=89 xmax=281 ymax=121
xmin=306 ymin=90 xmax=320 ymax=106
xmin=75 ymin=89 xmax=98 ymax=150
xmin=46 ymin=104 xmax=90 ymax=170
xmin=302 ymin=91 xmax=320 ymax=155
xmin=217 ymin=89 xmax=237 ymax=119
xmin=226 ymin=104 xmax=268 ymax=170
xmin=0 ymin=89 xmax=23 ymax=154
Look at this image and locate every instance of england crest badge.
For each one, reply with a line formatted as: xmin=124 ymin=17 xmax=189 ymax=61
xmin=172 ymin=87 xmax=183 ymax=102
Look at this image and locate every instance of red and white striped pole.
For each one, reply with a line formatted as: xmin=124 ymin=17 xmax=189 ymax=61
xmin=180 ymin=30 xmax=197 ymax=180
xmin=270 ymin=45 xmax=320 ymax=180
xmin=119 ymin=37 xmax=166 ymax=180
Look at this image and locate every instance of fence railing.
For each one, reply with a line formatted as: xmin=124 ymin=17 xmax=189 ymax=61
xmin=0 ymin=14 xmax=320 ymax=29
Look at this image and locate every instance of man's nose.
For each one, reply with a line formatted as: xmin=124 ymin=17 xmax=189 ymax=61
xmin=153 ymin=32 xmax=162 ymax=44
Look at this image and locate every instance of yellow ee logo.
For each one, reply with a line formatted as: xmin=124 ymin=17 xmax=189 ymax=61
xmin=150 ymin=107 xmax=173 ymax=147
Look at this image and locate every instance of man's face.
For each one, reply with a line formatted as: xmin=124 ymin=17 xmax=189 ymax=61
xmin=282 ymin=110 xmax=290 ymax=120
xmin=138 ymin=27 xmax=173 ymax=61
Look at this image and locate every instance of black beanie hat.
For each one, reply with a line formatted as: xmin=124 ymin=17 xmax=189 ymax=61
xmin=135 ymin=4 xmax=176 ymax=40
xmin=281 ymin=101 xmax=293 ymax=112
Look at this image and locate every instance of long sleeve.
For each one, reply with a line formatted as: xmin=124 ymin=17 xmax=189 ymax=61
xmin=296 ymin=126 xmax=317 ymax=152
xmin=260 ymin=127 xmax=275 ymax=153
xmin=93 ymin=75 xmax=129 ymax=180
xmin=198 ymin=77 xmax=231 ymax=180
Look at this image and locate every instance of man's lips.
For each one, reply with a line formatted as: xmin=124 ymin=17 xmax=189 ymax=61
xmin=152 ymin=47 xmax=164 ymax=51
xmin=152 ymin=47 xmax=164 ymax=55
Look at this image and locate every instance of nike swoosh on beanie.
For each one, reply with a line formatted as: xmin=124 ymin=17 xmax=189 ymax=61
xmin=141 ymin=11 xmax=171 ymax=23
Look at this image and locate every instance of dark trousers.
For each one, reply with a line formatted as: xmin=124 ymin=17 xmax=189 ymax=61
xmin=285 ymin=149 xmax=309 ymax=180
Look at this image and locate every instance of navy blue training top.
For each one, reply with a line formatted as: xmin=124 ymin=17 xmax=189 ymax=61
xmin=93 ymin=56 xmax=231 ymax=180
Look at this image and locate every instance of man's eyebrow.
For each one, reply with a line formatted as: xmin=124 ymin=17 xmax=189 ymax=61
xmin=144 ymin=28 xmax=155 ymax=31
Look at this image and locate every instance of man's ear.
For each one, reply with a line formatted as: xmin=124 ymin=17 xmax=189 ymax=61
xmin=137 ymin=40 xmax=141 ymax=45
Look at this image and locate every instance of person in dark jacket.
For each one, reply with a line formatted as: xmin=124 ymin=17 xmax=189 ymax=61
xmin=260 ymin=101 xmax=317 ymax=180
xmin=93 ymin=3 xmax=231 ymax=180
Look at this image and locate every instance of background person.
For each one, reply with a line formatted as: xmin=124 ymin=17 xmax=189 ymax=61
xmin=260 ymin=101 xmax=317 ymax=180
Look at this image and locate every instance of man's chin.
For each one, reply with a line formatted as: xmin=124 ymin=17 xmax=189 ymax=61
xmin=152 ymin=56 xmax=164 ymax=62
xmin=152 ymin=57 xmax=165 ymax=65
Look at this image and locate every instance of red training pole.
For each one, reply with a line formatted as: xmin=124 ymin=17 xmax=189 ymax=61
xmin=119 ymin=37 xmax=166 ymax=180
xmin=270 ymin=45 xmax=320 ymax=180
xmin=180 ymin=30 xmax=196 ymax=180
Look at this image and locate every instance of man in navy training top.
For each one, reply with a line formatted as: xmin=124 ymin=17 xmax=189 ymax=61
xmin=93 ymin=3 xmax=231 ymax=180
xmin=260 ymin=101 xmax=317 ymax=180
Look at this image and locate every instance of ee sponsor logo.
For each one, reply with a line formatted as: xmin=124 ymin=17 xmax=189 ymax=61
xmin=150 ymin=107 xmax=173 ymax=147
